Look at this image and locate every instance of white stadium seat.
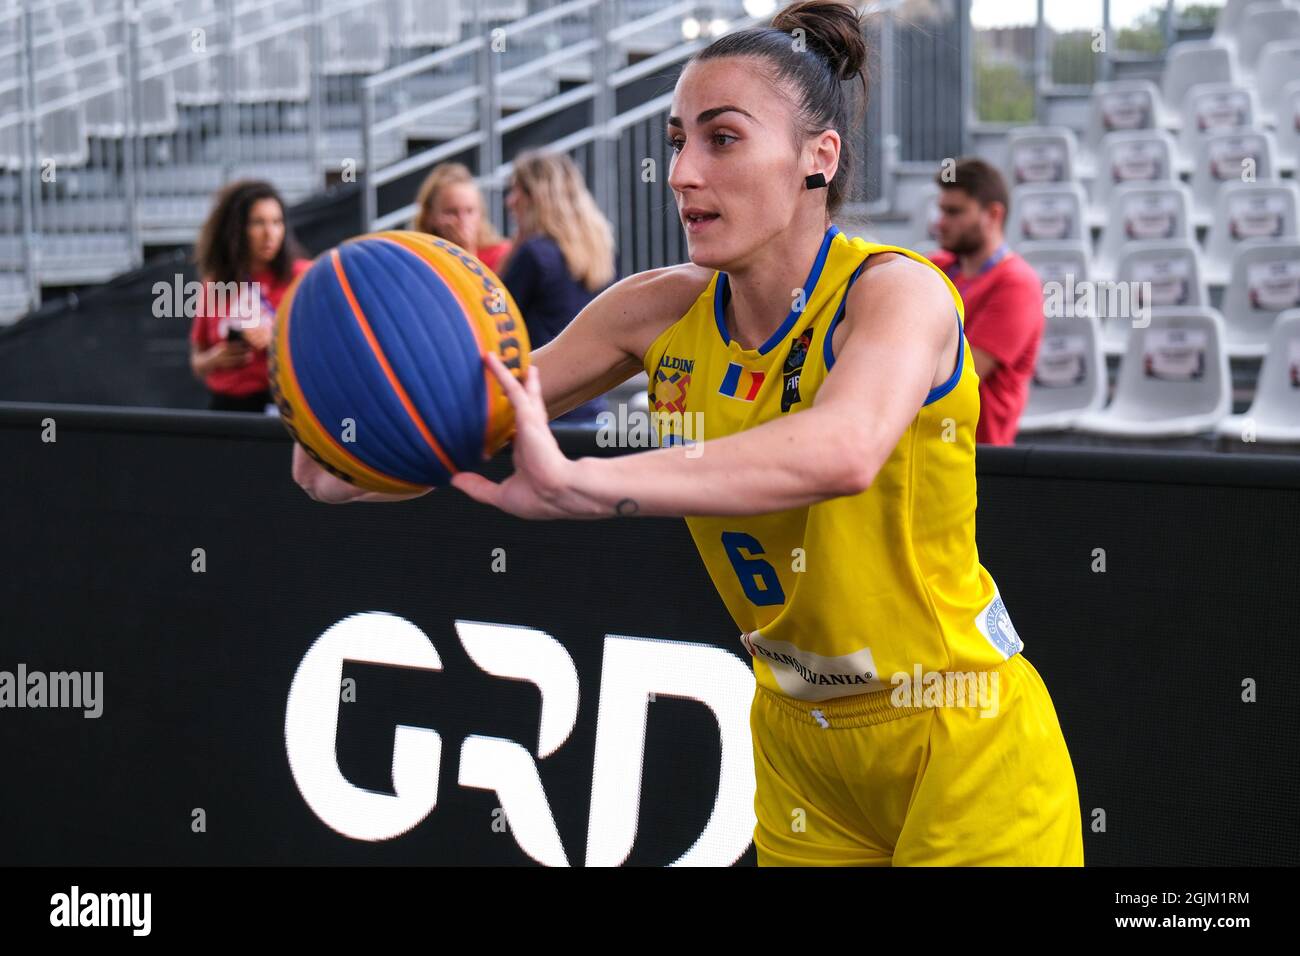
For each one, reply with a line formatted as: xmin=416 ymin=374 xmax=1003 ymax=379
xmin=1006 ymin=126 xmax=1078 ymax=188
xmin=62 ymin=26 xmax=107 ymax=61
xmin=1006 ymin=182 xmax=1090 ymax=245
xmin=1273 ymin=80 xmax=1300 ymax=168
xmin=1115 ymin=240 xmax=1209 ymax=311
xmin=1175 ymin=83 xmax=1259 ymax=175
xmin=0 ymin=107 xmax=21 ymax=174
xmin=1020 ymin=240 xmax=1093 ymax=293
xmin=1255 ymin=40 xmax=1300 ymax=129
xmin=1080 ymin=80 xmax=1162 ymax=177
xmin=1236 ymin=3 xmax=1300 ymax=79
xmin=1214 ymin=0 xmax=1274 ymax=46
xmin=32 ymin=73 xmax=90 ymax=170
xmin=176 ymin=0 xmax=215 ymax=17
xmin=475 ymin=0 xmax=528 ymax=21
xmin=1089 ymin=129 xmax=1178 ymax=223
xmin=1218 ymin=239 xmax=1300 ymax=357
xmin=1162 ymin=41 xmax=1236 ymax=125
xmin=1106 ymin=240 xmax=1209 ymax=356
xmin=1203 ymin=182 xmax=1300 ymax=286
xmin=323 ymin=8 xmax=390 ymax=74
xmin=1093 ymin=182 xmax=1195 ymax=282
xmin=171 ymin=41 xmax=220 ymax=107
xmin=80 ymin=57 xmax=126 ymax=138
xmin=1188 ymin=128 xmax=1279 ymax=226
xmin=389 ymin=0 xmax=462 ymax=48
xmin=1075 ymin=308 xmax=1232 ymax=438
xmin=1018 ymin=312 xmax=1109 ymax=434
xmin=1216 ymin=310 xmax=1300 ymax=443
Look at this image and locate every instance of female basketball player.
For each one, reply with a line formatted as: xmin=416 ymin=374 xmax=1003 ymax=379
xmin=292 ymin=0 xmax=1084 ymax=866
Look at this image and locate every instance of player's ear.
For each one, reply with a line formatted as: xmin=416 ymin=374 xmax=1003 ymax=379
xmin=810 ymin=129 xmax=841 ymax=186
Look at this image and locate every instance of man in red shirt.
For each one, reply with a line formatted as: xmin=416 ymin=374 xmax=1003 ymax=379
xmin=927 ymin=158 xmax=1044 ymax=445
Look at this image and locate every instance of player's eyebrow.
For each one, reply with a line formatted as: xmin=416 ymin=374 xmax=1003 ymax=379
xmin=666 ymin=105 xmax=757 ymax=128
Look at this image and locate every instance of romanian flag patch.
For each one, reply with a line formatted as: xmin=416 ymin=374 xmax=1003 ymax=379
xmin=718 ymin=363 xmax=765 ymax=402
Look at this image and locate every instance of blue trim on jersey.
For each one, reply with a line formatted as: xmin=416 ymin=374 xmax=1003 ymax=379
xmin=821 ymin=258 xmax=870 ymax=371
xmin=713 ymin=224 xmax=841 ymax=355
xmin=923 ymin=311 xmax=965 ymax=406
xmin=711 ymin=271 xmax=733 ymax=344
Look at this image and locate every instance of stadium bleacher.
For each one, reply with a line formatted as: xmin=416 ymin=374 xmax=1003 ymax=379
xmin=0 ymin=0 xmax=718 ymax=311
xmin=0 ymin=0 xmax=1296 ymax=449
xmin=990 ymin=0 xmax=1300 ymax=448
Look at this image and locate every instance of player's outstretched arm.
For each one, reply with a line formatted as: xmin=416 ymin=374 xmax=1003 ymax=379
xmin=452 ymin=255 xmax=958 ymax=519
xmin=291 ymin=265 xmax=706 ymax=504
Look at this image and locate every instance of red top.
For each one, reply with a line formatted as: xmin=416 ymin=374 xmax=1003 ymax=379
xmin=928 ymin=248 xmax=1044 ymax=445
xmin=189 ymin=259 xmax=312 ymax=397
xmin=477 ymin=240 xmax=512 ymax=275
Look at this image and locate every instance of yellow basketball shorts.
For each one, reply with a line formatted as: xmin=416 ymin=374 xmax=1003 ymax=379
xmin=750 ymin=652 xmax=1084 ymax=866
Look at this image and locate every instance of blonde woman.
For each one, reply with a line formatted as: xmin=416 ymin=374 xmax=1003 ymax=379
xmin=499 ymin=149 xmax=618 ymax=420
xmin=412 ymin=162 xmax=512 ymax=273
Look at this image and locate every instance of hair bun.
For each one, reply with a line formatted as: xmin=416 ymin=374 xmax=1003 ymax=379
xmin=772 ymin=0 xmax=867 ymax=82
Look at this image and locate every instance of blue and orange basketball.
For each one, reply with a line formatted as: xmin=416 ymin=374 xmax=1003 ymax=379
xmin=268 ymin=231 xmax=530 ymax=493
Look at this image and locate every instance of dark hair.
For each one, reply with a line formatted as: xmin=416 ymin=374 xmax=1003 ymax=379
xmin=935 ymin=157 xmax=1011 ymax=215
xmin=194 ymin=179 xmax=305 ymax=283
xmin=690 ymin=1 xmax=870 ymax=219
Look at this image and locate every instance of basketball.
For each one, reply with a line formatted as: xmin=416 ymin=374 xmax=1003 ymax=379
xmin=268 ymin=231 xmax=530 ymax=493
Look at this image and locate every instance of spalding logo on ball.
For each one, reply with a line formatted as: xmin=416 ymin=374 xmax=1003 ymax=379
xmin=269 ymin=230 xmax=530 ymax=493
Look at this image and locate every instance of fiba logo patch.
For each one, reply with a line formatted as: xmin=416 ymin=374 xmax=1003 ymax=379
xmin=977 ymin=594 xmax=1024 ymax=658
xmin=781 ymin=327 xmax=814 ymax=412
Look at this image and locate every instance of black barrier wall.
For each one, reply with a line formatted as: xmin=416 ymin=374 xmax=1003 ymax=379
xmin=2 ymin=403 xmax=1298 ymax=866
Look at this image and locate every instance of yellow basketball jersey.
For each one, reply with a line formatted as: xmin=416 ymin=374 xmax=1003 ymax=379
xmin=643 ymin=224 xmax=1024 ymax=702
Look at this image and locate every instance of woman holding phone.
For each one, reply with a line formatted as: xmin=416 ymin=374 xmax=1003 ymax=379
xmin=189 ymin=180 xmax=311 ymax=412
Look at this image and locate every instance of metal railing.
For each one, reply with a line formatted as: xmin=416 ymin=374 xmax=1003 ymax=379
xmin=0 ymin=0 xmax=477 ymax=324
xmin=361 ymin=0 xmax=755 ymax=254
xmin=1 ymin=2 xmax=38 ymax=320
xmin=8 ymin=0 xmax=715 ymax=323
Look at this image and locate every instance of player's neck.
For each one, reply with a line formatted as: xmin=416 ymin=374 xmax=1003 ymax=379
xmin=956 ymin=233 xmax=1005 ymax=278
xmin=723 ymin=221 xmax=832 ymax=351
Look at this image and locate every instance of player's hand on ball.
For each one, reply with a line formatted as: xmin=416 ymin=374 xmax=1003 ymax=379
xmin=451 ymin=353 xmax=577 ymax=519
xmin=291 ymin=442 xmax=431 ymax=504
